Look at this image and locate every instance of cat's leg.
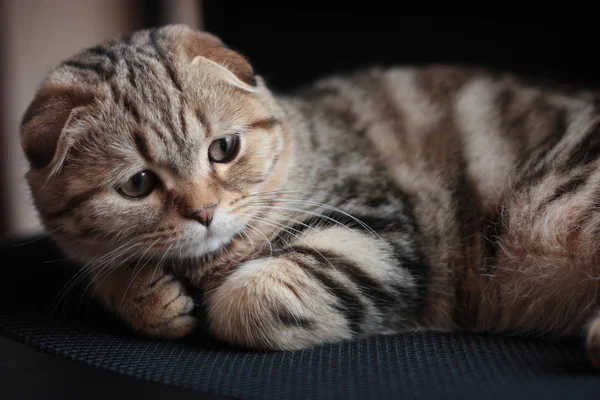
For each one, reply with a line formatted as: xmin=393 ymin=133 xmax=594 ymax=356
xmin=92 ymin=264 xmax=198 ymax=339
xmin=482 ymin=164 xmax=600 ymax=363
xmin=203 ymin=224 xmax=425 ymax=350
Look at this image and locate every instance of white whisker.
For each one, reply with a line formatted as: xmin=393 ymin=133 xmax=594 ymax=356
xmin=248 ymin=215 xmax=336 ymax=270
xmin=11 ymin=227 xmax=61 ymax=247
xmin=48 ymin=237 xmax=141 ymax=317
xmin=245 ymin=202 xmax=394 ymax=253
xmin=245 ymin=223 xmax=273 ymax=257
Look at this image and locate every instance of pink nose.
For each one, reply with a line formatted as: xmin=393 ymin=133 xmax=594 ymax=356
xmin=188 ymin=205 xmax=216 ymax=227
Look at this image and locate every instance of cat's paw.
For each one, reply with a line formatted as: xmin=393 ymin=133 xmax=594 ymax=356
xmin=586 ymin=315 xmax=600 ymax=369
xmin=205 ymin=257 xmax=353 ymax=350
xmin=117 ymin=271 xmax=198 ymax=340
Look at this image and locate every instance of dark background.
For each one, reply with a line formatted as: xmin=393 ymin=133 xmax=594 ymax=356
xmin=197 ymin=7 xmax=599 ymax=92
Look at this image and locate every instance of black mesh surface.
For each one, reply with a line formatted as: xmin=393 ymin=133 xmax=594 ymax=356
xmin=1 ymin=235 xmax=600 ymax=399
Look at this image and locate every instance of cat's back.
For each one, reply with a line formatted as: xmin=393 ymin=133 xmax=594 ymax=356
xmin=285 ymin=63 xmax=591 ymax=182
xmin=283 ymin=64 xmax=492 ymax=176
xmin=280 ymin=62 xmax=596 ymax=226
xmin=290 ymin=63 xmax=483 ymax=118
xmin=286 ymin=64 xmax=490 ymax=148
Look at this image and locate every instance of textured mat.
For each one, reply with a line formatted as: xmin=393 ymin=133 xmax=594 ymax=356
xmin=1 ymin=235 xmax=600 ymax=399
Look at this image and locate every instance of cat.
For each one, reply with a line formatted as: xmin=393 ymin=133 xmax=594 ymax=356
xmin=20 ymin=24 xmax=600 ymax=366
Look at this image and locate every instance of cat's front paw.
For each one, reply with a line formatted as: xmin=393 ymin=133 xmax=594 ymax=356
xmin=205 ymin=257 xmax=353 ymax=350
xmin=116 ymin=271 xmax=198 ymax=340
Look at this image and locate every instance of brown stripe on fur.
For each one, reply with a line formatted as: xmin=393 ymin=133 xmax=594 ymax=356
xmin=286 ymin=252 xmax=365 ymax=334
xmin=482 ymin=206 xmax=507 ymax=267
xmin=247 ymin=117 xmax=280 ymax=132
xmin=590 ymin=187 xmax=600 ymax=237
xmin=149 ymin=29 xmax=184 ymax=93
xmin=162 ymin=188 xmax=181 ymax=215
xmin=416 ymin=65 xmax=478 ymax=103
xmin=148 ymin=122 xmax=169 ymax=147
xmin=125 ymin=60 xmax=138 ymax=89
xmin=352 ymin=72 xmax=443 ymax=325
xmin=132 ymin=130 xmax=154 ymax=163
xmin=276 ymin=312 xmax=315 ymax=329
xmin=479 ymin=207 xmax=507 ymax=331
xmin=538 ymin=168 xmax=593 ymax=209
xmin=478 ymin=208 xmax=506 ymax=330
xmin=512 ymin=110 xmax=569 ymax=191
xmin=196 ymin=108 xmax=211 ymax=137
xmin=450 ymin=167 xmax=484 ymax=329
xmin=365 ymin=74 xmax=410 ymax=157
xmin=565 ymin=117 xmax=600 ymax=168
xmin=86 ymin=44 xmax=118 ymax=64
xmin=254 ymin=140 xmax=283 ymax=182
xmin=460 ymin=78 xmax=577 ymax=331
xmin=123 ymin=95 xmax=141 ymax=123
xmin=414 ymin=67 xmax=487 ymax=329
xmin=263 ymin=153 xmax=281 ymax=179
xmin=294 ymin=246 xmax=399 ymax=310
xmin=163 ymin=100 xmax=188 ymax=151
xmin=109 ymin=81 xmax=121 ymax=103
xmin=505 ymin=94 xmax=569 ymax=176
xmin=179 ymin=104 xmax=188 ymax=139
xmin=436 ymin=134 xmax=483 ymax=326
xmin=495 ymin=86 xmax=529 ymax=148
xmin=45 ymin=187 xmax=103 ymax=219
xmin=62 ymin=59 xmax=115 ymax=80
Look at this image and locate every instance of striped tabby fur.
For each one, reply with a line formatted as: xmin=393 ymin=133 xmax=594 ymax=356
xmin=20 ymin=25 xmax=600 ymax=366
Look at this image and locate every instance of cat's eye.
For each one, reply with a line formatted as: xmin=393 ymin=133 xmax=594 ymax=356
xmin=117 ymin=170 xmax=157 ymax=199
xmin=208 ymin=135 xmax=240 ymax=163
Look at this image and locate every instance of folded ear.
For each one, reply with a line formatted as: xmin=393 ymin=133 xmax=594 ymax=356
xmin=182 ymin=29 xmax=257 ymax=88
xmin=20 ymin=85 xmax=95 ymax=171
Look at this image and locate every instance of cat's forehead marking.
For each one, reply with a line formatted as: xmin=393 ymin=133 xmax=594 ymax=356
xmin=131 ymin=129 xmax=155 ymax=164
xmin=194 ymin=108 xmax=212 ymax=137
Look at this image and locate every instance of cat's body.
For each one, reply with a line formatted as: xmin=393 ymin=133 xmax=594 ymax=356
xmin=20 ymin=25 xmax=600 ymax=365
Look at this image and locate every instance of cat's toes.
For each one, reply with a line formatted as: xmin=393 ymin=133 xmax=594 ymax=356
xmin=126 ymin=273 xmax=198 ymax=339
xmin=586 ymin=315 xmax=600 ymax=369
xmin=205 ymin=258 xmax=352 ymax=350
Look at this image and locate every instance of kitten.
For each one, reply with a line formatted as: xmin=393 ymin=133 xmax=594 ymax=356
xmin=21 ymin=24 xmax=600 ymax=365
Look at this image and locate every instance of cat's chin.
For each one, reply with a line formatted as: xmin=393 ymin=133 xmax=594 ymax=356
xmin=175 ymin=234 xmax=230 ymax=260
xmin=174 ymin=215 xmax=246 ymax=260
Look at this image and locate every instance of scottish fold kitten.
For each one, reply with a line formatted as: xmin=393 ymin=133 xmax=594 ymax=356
xmin=21 ymin=25 xmax=600 ymax=366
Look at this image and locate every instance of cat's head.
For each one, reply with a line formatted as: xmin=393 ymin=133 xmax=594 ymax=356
xmin=21 ymin=25 xmax=292 ymax=265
